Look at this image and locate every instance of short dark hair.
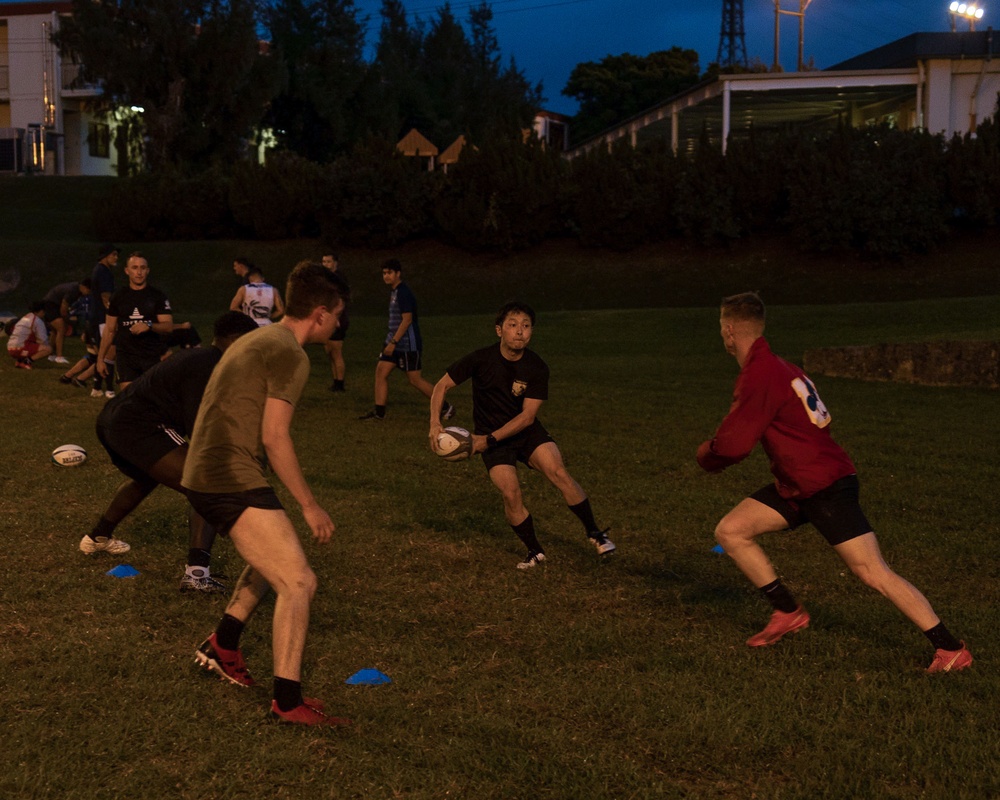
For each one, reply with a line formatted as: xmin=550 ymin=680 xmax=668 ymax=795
xmin=29 ymin=300 xmax=46 ymax=314
xmin=247 ymin=266 xmax=264 ymax=281
xmin=495 ymin=300 xmax=536 ymax=328
xmin=381 ymin=258 xmax=402 ymax=273
xmin=720 ymin=291 xmax=765 ymax=323
xmin=284 ymin=261 xmax=350 ymax=319
xmin=234 ymin=256 xmax=252 ymax=269
xmin=213 ymin=310 xmax=259 ymax=340
xmin=80 ymin=277 xmax=92 ymax=289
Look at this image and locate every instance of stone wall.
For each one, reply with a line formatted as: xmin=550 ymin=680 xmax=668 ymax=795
xmin=802 ymin=341 xmax=1000 ymax=389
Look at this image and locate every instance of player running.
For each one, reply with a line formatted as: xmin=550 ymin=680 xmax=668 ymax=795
xmin=697 ymin=291 xmax=971 ymax=673
xmin=429 ymin=301 xmax=615 ymax=569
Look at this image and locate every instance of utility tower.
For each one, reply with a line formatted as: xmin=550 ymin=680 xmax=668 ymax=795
xmin=717 ymin=0 xmax=748 ymax=69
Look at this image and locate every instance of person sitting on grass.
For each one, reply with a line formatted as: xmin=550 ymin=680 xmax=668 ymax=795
xmin=697 ymin=291 xmax=972 ymax=673
xmin=7 ymin=301 xmax=53 ymax=369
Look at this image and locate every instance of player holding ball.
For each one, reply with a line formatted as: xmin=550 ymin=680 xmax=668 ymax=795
xmin=429 ymin=301 xmax=615 ymax=569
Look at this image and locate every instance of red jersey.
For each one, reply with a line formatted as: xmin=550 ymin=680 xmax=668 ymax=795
xmin=697 ymin=337 xmax=856 ymax=499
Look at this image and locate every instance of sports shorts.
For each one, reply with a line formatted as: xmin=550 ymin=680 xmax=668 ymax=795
xmin=750 ymin=474 xmax=872 ymax=546
xmin=115 ymin=349 xmax=166 ymax=384
xmin=379 ymin=348 xmax=422 ymax=372
xmin=96 ymin=400 xmax=185 ymax=480
xmin=8 ymin=342 xmax=42 ymax=359
xmin=481 ymin=420 xmax=555 ymax=472
xmin=185 ymin=487 xmax=285 ymax=536
xmin=328 ymin=309 xmax=349 ymax=341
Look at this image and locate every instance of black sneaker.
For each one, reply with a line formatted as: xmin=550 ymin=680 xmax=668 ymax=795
xmin=588 ymin=529 xmax=616 ymax=556
xmin=358 ymin=410 xmax=385 ymax=421
xmin=441 ymin=402 xmax=456 ymax=421
xmin=516 ymin=552 xmax=546 ymax=570
xmin=59 ymin=374 xmax=73 ymax=384
xmin=71 ymin=378 xmax=87 ymax=388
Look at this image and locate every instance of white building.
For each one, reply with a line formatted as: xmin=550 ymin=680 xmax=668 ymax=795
xmin=566 ymin=31 xmax=1000 ymax=158
xmin=0 ymin=1 xmax=118 ymax=175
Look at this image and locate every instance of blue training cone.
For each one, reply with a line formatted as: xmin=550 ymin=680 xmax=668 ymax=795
xmin=106 ymin=564 xmax=140 ymax=578
xmin=345 ymin=668 xmax=391 ymax=685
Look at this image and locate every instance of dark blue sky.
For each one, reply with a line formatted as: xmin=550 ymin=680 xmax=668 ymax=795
xmin=352 ymin=0 xmax=982 ymax=114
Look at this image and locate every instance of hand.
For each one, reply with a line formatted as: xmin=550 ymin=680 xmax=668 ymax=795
xmin=471 ymin=434 xmax=488 ymax=454
xmin=428 ymin=423 xmax=443 ymax=453
xmin=96 ymin=360 xmax=108 ymax=377
xmin=131 ymin=321 xmax=150 ymax=334
xmin=302 ymin=503 xmax=335 ymax=544
xmin=382 ymin=341 xmax=396 ymax=356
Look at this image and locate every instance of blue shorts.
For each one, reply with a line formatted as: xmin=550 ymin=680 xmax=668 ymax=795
xmin=750 ymin=474 xmax=872 ymax=546
xmin=379 ymin=349 xmax=422 ymax=372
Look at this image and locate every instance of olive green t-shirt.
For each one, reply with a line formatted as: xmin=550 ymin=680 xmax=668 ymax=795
xmin=182 ymin=323 xmax=309 ymax=494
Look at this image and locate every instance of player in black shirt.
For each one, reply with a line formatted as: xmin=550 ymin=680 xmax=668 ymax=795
xmin=429 ymin=301 xmax=615 ymax=569
xmin=81 ymin=311 xmax=259 ymax=592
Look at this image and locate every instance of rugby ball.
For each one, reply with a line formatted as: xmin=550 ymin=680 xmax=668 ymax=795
xmin=435 ymin=426 xmax=473 ymax=462
xmin=52 ymin=444 xmax=87 ymax=467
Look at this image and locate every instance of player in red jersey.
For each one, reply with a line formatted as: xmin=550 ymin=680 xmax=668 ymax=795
xmin=697 ymin=292 xmax=971 ymax=673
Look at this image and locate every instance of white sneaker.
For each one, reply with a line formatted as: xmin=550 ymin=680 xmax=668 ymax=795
xmin=90 ymin=389 xmax=104 ymax=398
xmin=105 ymin=390 xmax=115 ymax=399
xmin=79 ymin=535 xmax=131 ymax=555
xmin=516 ymin=552 xmax=546 ymax=570
xmin=52 ymin=355 xmax=69 ymax=364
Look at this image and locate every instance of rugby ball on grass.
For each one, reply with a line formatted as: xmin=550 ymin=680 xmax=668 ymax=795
xmin=435 ymin=426 xmax=473 ymax=462
xmin=52 ymin=444 xmax=87 ymax=467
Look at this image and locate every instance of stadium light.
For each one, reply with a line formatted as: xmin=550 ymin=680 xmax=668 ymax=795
xmin=773 ymin=0 xmax=814 ymax=72
xmin=949 ymin=1 xmax=986 ymax=30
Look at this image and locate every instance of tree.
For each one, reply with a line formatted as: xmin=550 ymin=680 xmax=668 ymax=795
xmin=264 ymin=0 xmax=368 ymax=161
xmin=55 ymin=0 xmax=280 ymax=173
xmin=563 ymin=48 xmax=702 ymax=144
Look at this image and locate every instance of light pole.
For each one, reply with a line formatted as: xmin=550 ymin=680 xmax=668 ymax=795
xmin=773 ymin=0 xmax=814 ymax=71
xmin=948 ymin=1 xmax=986 ymax=30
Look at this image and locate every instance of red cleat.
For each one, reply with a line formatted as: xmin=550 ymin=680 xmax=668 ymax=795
xmin=269 ymin=700 xmax=352 ymax=727
xmin=926 ymin=641 xmax=973 ymax=673
xmin=194 ymin=633 xmax=255 ymax=687
xmin=746 ymin=606 xmax=810 ymax=647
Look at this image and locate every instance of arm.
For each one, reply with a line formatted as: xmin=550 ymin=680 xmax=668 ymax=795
xmin=697 ymin=373 xmax=773 ymax=473
xmin=229 ymin=287 xmax=245 ymax=312
xmin=261 ymin=397 xmax=334 ymax=543
xmin=382 ymin=311 xmax=414 ymax=355
xmin=428 ymin=373 xmax=456 ymax=451
xmin=271 ymin=290 xmax=284 ymax=319
xmin=474 ymin=397 xmax=543 ymax=454
xmin=96 ymin=313 xmax=117 ymax=375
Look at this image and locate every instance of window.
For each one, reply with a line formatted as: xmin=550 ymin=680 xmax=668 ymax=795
xmin=87 ymin=122 xmax=110 ymax=158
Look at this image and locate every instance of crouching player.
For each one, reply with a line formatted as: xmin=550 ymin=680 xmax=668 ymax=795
xmin=697 ymin=291 xmax=971 ymax=673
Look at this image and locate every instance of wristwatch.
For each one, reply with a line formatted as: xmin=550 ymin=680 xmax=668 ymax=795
xmin=486 ymin=434 xmax=498 ymax=449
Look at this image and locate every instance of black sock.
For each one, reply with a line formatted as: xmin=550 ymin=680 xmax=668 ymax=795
xmin=274 ymin=677 xmax=304 ymax=712
xmin=333 ymin=379 xmax=344 ymax=390
xmin=375 ymin=404 xmax=386 ymax=417
xmin=512 ymin=515 xmax=543 ymax=555
xmin=923 ymin=622 xmax=962 ymax=651
xmin=215 ymin=614 xmax=245 ymax=652
xmin=568 ymin=498 xmax=599 ymax=536
xmin=760 ymin=579 xmax=799 ymax=614
xmin=187 ymin=548 xmax=212 ymax=569
xmin=89 ymin=517 xmax=116 ymax=540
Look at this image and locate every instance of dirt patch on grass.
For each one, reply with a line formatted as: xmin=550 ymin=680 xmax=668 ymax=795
xmin=804 ymin=341 xmax=1000 ymax=388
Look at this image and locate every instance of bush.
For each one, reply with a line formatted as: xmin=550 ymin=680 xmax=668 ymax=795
xmin=228 ymin=152 xmax=324 ymax=239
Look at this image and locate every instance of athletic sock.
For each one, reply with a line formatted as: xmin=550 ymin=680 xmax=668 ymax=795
xmin=215 ymin=614 xmax=245 ymax=652
xmin=568 ymin=498 xmax=599 ymax=535
xmin=923 ymin=622 xmax=963 ymax=652
xmin=375 ymin=404 xmax=386 ymax=418
xmin=187 ymin=548 xmax=212 ymax=570
xmin=274 ymin=677 xmax=304 ymax=712
xmin=511 ymin=514 xmax=543 ymax=555
xmin=89 ymin=517 xmax=116 ymax=541
xmin=333 ymin=379 xmax=344 ymax=391
xmin=760 ymin=579 xmax=799 ymax=614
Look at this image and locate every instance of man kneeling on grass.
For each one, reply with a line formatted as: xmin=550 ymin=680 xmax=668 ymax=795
xmin=697 ymin=292 xmax=971 ymax=673
xmin=184 ymin=261 xmax=353 ymax=726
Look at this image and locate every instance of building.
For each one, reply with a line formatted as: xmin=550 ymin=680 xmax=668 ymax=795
xmin=566 ymin=31 xmax=1000 ymax=159
xmin=1 ymin=1 xmax=119 ymax=175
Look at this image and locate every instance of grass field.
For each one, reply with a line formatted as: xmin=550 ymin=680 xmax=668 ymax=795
xmin=2 ymin=177 xmax=999 ymax=797
xmin=2 ymin=293 xmax=999 ymax=798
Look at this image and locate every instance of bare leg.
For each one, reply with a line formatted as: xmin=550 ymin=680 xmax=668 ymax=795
xmin=528 ymin=442 xmax=587 ymax=506
xmin=714 ymin=497 xmax=791 ymax=587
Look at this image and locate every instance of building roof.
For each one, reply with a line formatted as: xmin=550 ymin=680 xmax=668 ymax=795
xmin=438 ymin=135 xmax=466 ymax=165
xmin=0 ymin=2 xmax=73 ymax=16
xmin=396 ymin=128 xmax=438 ymax=157
xmin=829 ymin=31 xmax=1000 ymax=70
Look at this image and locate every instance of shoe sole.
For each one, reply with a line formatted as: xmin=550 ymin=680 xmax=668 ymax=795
xmin=194 ymin=650 xmax=253 ymax=687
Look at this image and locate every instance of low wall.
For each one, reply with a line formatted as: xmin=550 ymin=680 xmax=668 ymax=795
xmin=802 ymin=341 xmax=1000 ymax=389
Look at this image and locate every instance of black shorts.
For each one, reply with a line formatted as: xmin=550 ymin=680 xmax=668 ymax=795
xmin=184 ymin=487 xmax=284 ymax=536
xmin=328 ymin=328 xmax=346 ymax=342
xmin=328 ymin=310 xmax=348 ymax=341
xmin=379 ymin=349 xmax=422 ymax=372
xmin=96 ymin=401 xmax=185 ymax=481
xmin=115 ymin=349 xmax=165 ymax=383
xmin=750 ymin=474 xmax=872 ymax=546
xmin=481 ymin=420 xmax=555 ymax=471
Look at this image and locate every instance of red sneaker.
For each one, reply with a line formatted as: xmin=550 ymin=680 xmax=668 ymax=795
xmin=269 ymin=700 xmax=352 ymax=726
xmin=926 ymin=641 xmax=973 ymax=673
xmin=194 ymin=633 xmax=255 ymax=687
xmin=746 ymin=606 xmax=810 ymax=647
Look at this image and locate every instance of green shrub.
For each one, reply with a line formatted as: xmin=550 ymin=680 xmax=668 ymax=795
xmin=228 ymin=152 xmax=324 ymax=239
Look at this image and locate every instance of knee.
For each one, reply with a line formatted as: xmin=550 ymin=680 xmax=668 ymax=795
xmin=714 ymin=516 xmax=748 ymax=548
xmin=278 ymin=566 xmax=317 ymax=600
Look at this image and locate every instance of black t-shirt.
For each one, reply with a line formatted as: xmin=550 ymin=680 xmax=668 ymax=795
xmin=102 ymin=346 xmax=223 ymax=438
xmin=447 ymin=344 xmax=549 ymax=434
xmin=107 ymin=285 xmax=172 ymax=359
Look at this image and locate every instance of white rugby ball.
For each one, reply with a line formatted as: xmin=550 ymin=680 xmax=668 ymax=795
xmin=435 ymin=426 xmax=473 ymax=462
xmin=52 ymin=444 xmax=87 ymax=467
